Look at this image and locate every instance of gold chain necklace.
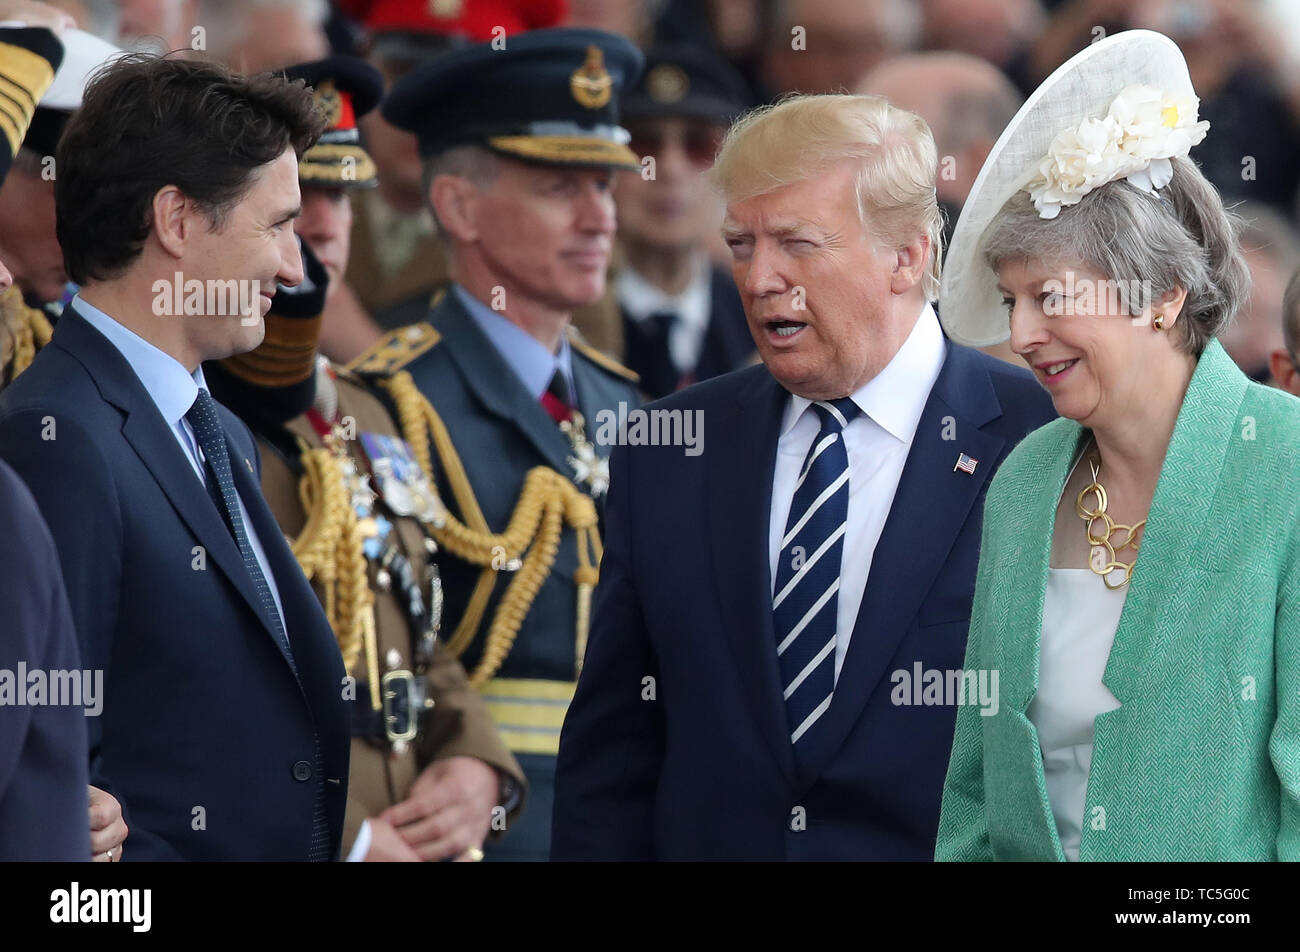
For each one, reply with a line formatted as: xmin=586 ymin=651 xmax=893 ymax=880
xmin=1074 ymin=455 xmax=1145 ymax=590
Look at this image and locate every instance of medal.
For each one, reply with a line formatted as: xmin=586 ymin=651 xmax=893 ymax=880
xmin=560 ymin=411 xmax=609 ymax=498
xmin=360 ymin=432 xmax=449 ymax=526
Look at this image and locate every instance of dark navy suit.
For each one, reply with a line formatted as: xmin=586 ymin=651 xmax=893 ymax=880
xmin=0 ymin=308 xmax=349 ymax=860
xmin=0 ymin=460 xmax=89 ymax=860
xmin=552 ymin=343 xmax=1056 ymax=859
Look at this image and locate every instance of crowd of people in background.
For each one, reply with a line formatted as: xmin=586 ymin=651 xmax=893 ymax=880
xmin=11 ymin=0 xmax=1298 ymax=390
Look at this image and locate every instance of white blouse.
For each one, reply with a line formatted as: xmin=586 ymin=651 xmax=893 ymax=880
xmin=1027 ymin=568 xmax=1126 ymax=861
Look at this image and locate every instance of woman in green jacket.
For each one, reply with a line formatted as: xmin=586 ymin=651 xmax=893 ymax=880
xmin=934 ymin=30 xmax=1300 ymax=861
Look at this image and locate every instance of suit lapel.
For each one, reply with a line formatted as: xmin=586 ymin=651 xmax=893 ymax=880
xmin=708 ymin=368 xmax=798 ymax=786
xmin=52 ymin=310 xmax=292 ymax=660
xmin=1100 ymin=341 xmax=1247 ymax=704
xmin=798 ymin=345 xmax=1005 ymax=781
xmin=226 ymin=432 xmax=310 ymax=677
xmin=435 ymin=295 xmax=576 ymax=476
xmin=987 ymin=419 xmax=1080 ymax=860
xmin=995 ymin=422 xmax=1083 ymax=716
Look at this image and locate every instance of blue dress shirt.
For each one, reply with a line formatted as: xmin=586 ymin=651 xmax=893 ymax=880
xmin=72 ymin=294 xmax=286 ymax=628
xmin=453 ymin=283 xmax=577 ymax=402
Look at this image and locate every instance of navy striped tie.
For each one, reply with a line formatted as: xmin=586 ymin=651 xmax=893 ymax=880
xmin=773 ymin=397 xmax=860 ymax=761
xmin=186 ymin=388 xmax=331 ymax=862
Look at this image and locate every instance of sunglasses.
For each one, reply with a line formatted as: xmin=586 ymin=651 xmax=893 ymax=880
xmin=628 ymin=124 xmax=724 ymax=168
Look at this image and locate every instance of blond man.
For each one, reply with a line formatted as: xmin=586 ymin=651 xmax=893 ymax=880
xmin=553 ymin=94 xmax=1055 ymax=860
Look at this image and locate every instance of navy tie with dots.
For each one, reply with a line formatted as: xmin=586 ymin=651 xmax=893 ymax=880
xmin=772 ymin=397 xmax=861 ymax=765
xmin=185 ymin=388 xmax=330 ymax=862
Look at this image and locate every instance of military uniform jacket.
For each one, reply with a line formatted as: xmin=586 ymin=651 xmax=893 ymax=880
xmin=353 ymin=290 xmax=641 ymax=695
xmin=256 ymin=368 xmax=526 ymax=854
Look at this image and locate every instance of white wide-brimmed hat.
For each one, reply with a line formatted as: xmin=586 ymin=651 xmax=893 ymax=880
xmin=939 ymin=30 xmax=1208 ymax=347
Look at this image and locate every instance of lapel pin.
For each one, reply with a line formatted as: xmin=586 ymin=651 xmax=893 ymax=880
xmin=244 ymin=458 xmax=254 ymax=474
xmin=954 ymin=453 xmax=979 ymax=475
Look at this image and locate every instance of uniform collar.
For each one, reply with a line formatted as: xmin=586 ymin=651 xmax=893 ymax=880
xmin=615 ymin=252 xmax=711 ymax=336
xmin=452 ymin=283 xmax=575 ymax=401
xmin=780 ymin=301 xmax=947 ymax=443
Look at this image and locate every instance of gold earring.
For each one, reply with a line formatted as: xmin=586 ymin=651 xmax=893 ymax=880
xmin=1153 ymin=313 xmax=1165 ymax=330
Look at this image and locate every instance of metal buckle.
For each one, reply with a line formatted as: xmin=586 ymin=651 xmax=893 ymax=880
xmin=381 ymin=670 xmax=419 ymax=743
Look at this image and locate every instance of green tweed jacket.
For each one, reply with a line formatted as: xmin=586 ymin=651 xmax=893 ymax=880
xmin=936 ymin=341 xmax=1300 ymax=861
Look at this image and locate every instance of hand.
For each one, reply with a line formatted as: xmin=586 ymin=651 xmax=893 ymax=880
xmin=0 ymin=1 xmax=76 ymax=33
xmin=362 ymin=817 xmax=422 ymax=862
xmin=379 ymin=757 xmax=499 ymax=862
xmin=88 ymin=785 xmax=127 ymax=862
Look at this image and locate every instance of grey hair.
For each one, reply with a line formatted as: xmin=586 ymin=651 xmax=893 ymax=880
xmin=980 ymin=155 xmax=1250 ymax=355
xmin=421 ymin=145 xmax=502 ymax=237
xmin=1283 ymin=265 xmax=1300 ymax=363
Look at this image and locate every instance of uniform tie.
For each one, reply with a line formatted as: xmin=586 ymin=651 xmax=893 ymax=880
xmin=541 ymin=367 xmax=574 ymax=424
xmin=185 ymin=388 xmax=331 ymax=861
xmin=624 ymin=310 xmax=680 ymax=399
xmin=772 ymin=397 xmax=860 ymax=764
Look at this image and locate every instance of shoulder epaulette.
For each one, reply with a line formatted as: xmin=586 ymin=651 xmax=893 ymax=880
xmin=566 ymin=326 xmax=640 ymax=384
xmin=345 ymin=322 xmax=442 ymax=378
xmin=0 ymin=28 xmax=61 ymax=175
xmin=330 ymin=361 xmax=362 ymax=386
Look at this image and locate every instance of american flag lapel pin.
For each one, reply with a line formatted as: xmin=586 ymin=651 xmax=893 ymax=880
xmin=954 ymin=453 xmax=978 ymax=475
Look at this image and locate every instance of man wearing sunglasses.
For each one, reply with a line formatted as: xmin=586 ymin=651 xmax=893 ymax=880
xmin=615 ymin=46 xmax=756 ymax=399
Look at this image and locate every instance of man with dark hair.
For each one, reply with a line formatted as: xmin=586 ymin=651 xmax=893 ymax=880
xmin=0 ymin=54 xmax=351 ymax=861
xmin=206 ymin=55 xmax=527 ymax=863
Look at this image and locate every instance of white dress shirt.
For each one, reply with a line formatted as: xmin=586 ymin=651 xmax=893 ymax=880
xmin=72 ymin=295 xmax=286 ymax=630
xmin=767 ymin=303 xmax=947 ymax=683
xmin=1029 ymin=569 xmax=1125 ymax=861
xmin=615 ymin=253 xmax=712 ymax=373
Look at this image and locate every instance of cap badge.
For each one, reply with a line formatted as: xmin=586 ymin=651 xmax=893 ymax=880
xmin=314 ymin=80 xmax=342 ymax=128
xmin=647 ymin=64 xmax=688 ymax=104
xmin=571 ymin=45 xmax=613 ymax=109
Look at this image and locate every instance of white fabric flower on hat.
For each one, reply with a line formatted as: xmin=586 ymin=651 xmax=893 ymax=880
xmin=1028 ymin=114 xmax=1126 ymax=218
xmin=1110 ymin=85 xmax=1208 ymax=161
xmin=1025 ymin=84 xmax=1209 ymax=219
